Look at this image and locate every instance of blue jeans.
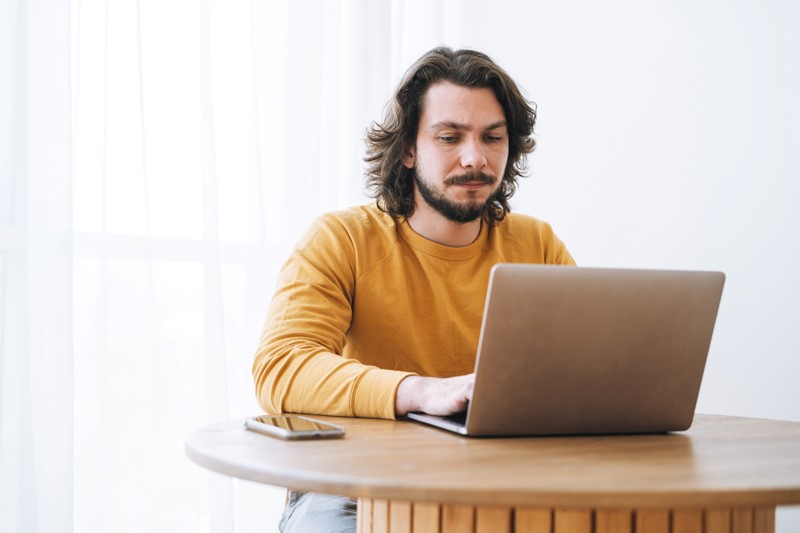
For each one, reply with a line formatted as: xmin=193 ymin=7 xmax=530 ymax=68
xmin=279 ymin=491 xmax=357 ymax=533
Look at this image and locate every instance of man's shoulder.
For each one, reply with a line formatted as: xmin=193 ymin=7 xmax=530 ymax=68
xmin=290 ymin=204 xmax=400 ymax=275
xmin=491 ymin=212 xmax=574 ymax=265
xmin=300 ymin=204 xmax=400 ymax=253
xmin=316 ymin=204 xmax=398 ymax=238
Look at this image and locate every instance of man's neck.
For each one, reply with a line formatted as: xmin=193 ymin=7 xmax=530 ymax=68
xmin=406 ymin=206 xmax=482 ymax=247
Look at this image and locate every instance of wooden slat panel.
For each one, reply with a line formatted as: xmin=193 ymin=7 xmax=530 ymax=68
xmin=413 ymin=502 xmax=441 ymax=532
xmin=515 ymin=508 xmax=552 ymax=533
xmin=389 ymin=500 xmax=412 ymax=533
xmin=358 ymin=498 xmax=373 ymax=533
xmin=673 ymin=510 xmax=702 ymax=533
xmin=372 ymin=499 xmax=390 ymax=533
xmin=596 ymin=509 xmax=632 ymax=533
xmin=554 ymin=509 xmax=592 ymax=533
xmin=753 ymin=507 xmax=776 ymax=533
xmin=705 ymin=509 xmax=732 ymax=533
xmin=442 ymin=504 xmax=474 ymax=532
xmin=732 ymin=508 xmax=754 ymax=533
xmin=635 ymin=510 xmax=670 ymax=533
xmin=475 ymin=505 xmax=512 ymax=532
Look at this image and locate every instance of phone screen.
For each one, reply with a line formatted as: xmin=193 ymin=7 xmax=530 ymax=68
xmin=245 ymin=415 xmax=345 ymax=440
xmin=251 ymin=415 xmax=339 ymax=432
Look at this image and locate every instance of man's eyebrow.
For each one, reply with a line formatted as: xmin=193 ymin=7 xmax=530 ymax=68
xmin=484 ymin=120 xmax=508 ymax=131
xmin=428 ymin=120 xmax=508 ymax=131
xmin=429 ymin=121 xmax=467 ymax=131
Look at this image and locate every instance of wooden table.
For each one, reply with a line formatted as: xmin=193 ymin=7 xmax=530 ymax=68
xmin=185 ymin=414 xmax=800 ymax=533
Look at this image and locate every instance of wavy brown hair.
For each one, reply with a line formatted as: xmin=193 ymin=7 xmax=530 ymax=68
xmin=364 ymin=47 xmax=537 ymax=223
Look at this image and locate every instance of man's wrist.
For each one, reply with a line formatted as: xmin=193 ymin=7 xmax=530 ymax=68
xmin=395 ymin=375 xmax=424 ymax=417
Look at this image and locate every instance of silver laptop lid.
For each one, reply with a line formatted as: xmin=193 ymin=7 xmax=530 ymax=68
xmin=459 ymin=264 xmax=725 ymax=437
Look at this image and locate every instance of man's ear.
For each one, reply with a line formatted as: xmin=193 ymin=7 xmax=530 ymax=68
xmin=402 ymin=147 xmax=415 ymax=169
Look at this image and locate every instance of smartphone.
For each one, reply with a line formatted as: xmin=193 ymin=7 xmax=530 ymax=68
xmin=244 ymin=414 xmax=346 ymax=440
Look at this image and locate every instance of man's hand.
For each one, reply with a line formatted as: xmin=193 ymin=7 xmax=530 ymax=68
xmin=394 ymin=374 xmax=475 ymax=417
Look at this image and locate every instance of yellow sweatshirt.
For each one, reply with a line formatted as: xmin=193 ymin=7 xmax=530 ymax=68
xmin=252 ymin=204 xmax=575 ymax=419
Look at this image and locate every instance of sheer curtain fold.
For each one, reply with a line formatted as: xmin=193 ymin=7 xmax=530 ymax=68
xmin=2 ymin=1 xmax=453 ymax=531
xmin=1 ymin=1 xmax=73 ymax=533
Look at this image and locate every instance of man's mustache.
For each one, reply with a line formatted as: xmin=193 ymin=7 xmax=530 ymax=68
xmin=444 ymin=172 xmax=498 ymax=186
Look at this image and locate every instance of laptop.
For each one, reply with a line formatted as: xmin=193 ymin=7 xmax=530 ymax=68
xmin=407 ymin=264 xmax=725 ymax=437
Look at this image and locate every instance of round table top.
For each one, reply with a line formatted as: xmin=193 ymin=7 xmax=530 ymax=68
xmin=185 ymin=414 xmax=800 ymax=509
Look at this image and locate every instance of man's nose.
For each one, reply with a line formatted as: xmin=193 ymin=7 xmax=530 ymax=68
xmin=460 ymin=137 xmax=488 ymax=169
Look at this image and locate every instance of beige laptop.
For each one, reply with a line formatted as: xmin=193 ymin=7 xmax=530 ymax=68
xmin=407 ymin=264 xmax=725 ymax=437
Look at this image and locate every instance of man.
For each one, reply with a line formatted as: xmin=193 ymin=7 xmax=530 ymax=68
xmin=252 ymin=47 xmax=574 ymax=532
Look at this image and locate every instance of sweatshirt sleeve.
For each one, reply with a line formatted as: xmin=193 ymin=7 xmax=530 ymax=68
xmin=252 ymin=214 xmax=413 ymax=419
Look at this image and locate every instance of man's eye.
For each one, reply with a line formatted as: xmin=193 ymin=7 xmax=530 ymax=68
xmin=485 ymin=135 xmax=504 ymax=143
xmin=439 ymin=136 xmax=458 ymax=143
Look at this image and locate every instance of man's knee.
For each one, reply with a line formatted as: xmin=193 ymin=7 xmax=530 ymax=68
xmin=279 ymin=491 xmax=357 ymax=533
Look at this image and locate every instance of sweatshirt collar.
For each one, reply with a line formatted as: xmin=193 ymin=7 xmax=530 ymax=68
xmin=397 ymin=217 xmax=489 ymax=260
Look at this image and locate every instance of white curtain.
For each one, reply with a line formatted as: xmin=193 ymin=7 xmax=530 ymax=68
xmin=1 ymin=0 xmax=459 ymax=531
xmin=1 ymin=0 xmax=74 ymax=532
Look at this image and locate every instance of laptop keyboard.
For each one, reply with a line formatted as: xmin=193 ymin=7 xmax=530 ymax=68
xmin=443 ymin=411 xmax=467 ymax=426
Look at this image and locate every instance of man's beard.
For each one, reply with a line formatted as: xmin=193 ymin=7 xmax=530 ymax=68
xmin=414 ymin=170 xmax=499 ymax=224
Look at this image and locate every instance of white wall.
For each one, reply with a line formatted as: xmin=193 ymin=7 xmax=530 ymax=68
xmin=329 ymin=0 xmax=800 ymax=421
xmin=449 ymin=0 xmax=800 ymax=421
xmin=426 ymin=0 xmax=800 ymax=528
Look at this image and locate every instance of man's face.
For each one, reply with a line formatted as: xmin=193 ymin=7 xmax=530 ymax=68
xmin=403 ymin=81 xmax=509 ymax=223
